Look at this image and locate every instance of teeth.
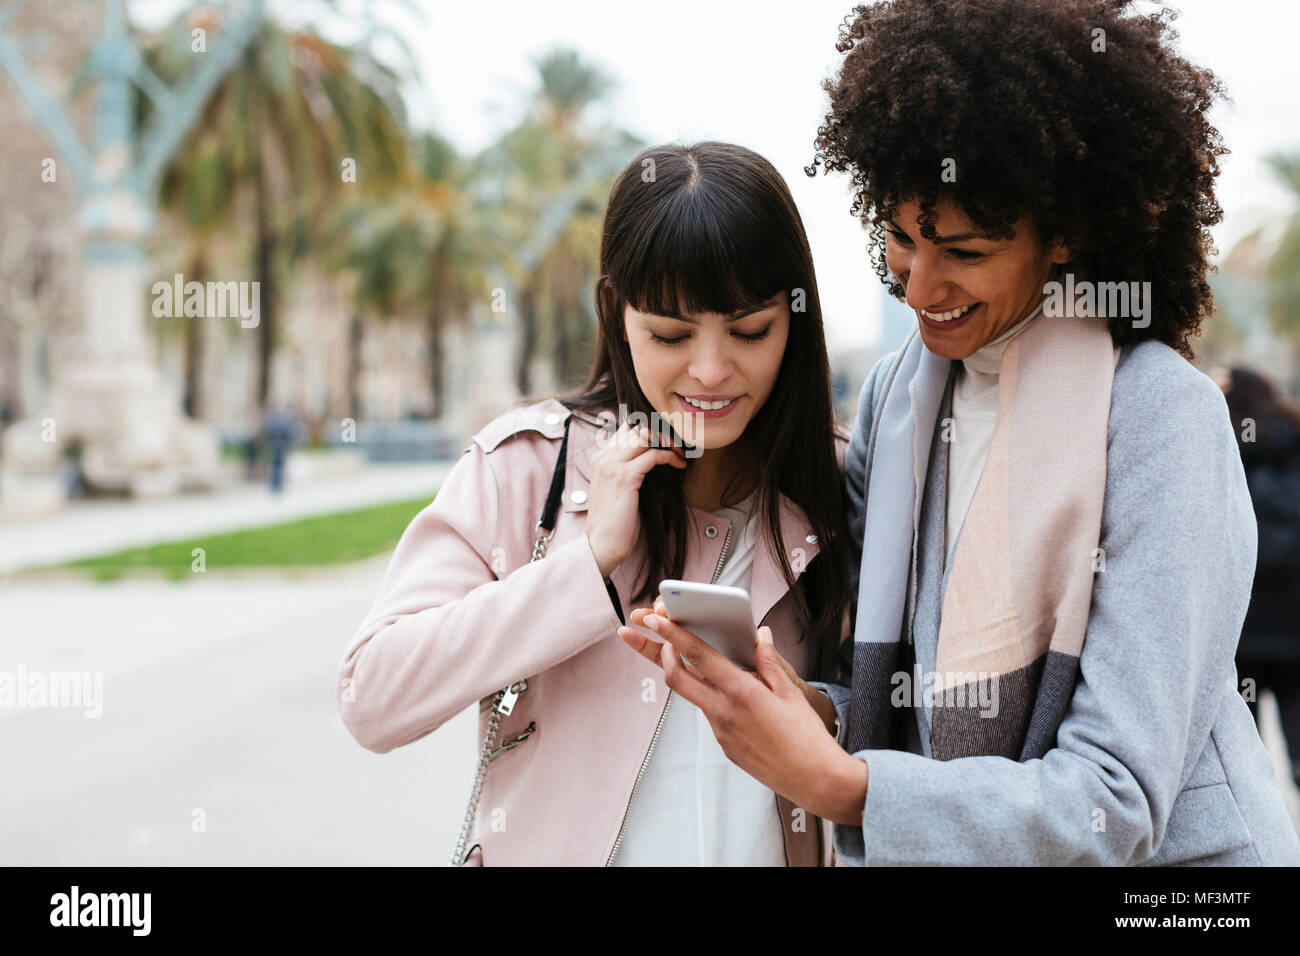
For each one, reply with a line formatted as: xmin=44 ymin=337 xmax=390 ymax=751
xmin=682 ymin=396 xmax=735 ymax=410
xmin=920 ymin=303 xmax=977 ymax=322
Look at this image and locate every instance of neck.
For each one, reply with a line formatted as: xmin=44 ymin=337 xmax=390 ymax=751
xmin=963 ymin=296 xmax=1048 ymax=376
xmin=682 ymin=436 xmax=759 ymax=512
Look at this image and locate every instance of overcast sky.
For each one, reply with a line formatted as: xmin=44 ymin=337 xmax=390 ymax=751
xmin=133 ymin=0 xmax=1300 ymax=352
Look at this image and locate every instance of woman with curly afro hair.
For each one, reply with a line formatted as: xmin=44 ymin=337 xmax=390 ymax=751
xmin=623 ymin=0 xmax=1300 ymax=865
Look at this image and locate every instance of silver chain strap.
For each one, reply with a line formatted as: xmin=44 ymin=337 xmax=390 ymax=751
xmin=449 ymin=521 xmax=555 ymax=866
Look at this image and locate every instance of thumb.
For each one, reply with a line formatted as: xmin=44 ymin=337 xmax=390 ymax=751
xmin=753 ymin=627 xmax=793 ymax=691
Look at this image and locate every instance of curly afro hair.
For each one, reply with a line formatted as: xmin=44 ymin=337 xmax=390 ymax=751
xmin=807 ymin=0 xmax=1229 ymax=358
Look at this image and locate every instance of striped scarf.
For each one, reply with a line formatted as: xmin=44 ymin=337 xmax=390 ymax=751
xmin=848 ymin=304 xmax=1118 ymax=761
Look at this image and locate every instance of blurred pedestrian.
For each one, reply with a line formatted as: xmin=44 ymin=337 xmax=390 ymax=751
xmin=1220 ymin=365 xmax=1300 ymax=786
xmin=263 ymin=408 xmax=299 ymax=494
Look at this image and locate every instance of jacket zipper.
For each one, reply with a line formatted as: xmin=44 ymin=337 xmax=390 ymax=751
xmin=488 ymin=721 xmax=536 ymax=761
xmin=605 ymin=520 xmax=736 ymax=865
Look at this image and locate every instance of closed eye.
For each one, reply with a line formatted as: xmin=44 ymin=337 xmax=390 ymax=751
xmin=886 ymin=227 xmax=984 ymax=261
xmin=649 ymin=332 xmax=687 ymax=345
xmin=649 ymin=327 xmax=772 ymax=345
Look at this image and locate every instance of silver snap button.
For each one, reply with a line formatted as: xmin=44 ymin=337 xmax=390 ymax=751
xmin=805 ymin=534 xmax=818 ymax=544
xmin=704 ymin=525 xmax=719 ymax=538
xmin=570 ymin=490 xmax=588 ymax=505
xmin=543 ymin=412 xmax=561 ymax=425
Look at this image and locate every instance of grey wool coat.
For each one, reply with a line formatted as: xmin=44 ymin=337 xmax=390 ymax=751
xmin=810 ymin=338 xmax=1300 ymax=866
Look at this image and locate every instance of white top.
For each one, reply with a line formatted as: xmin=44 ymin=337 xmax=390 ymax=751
xmin=611 ymin=487 xmax=789 ymax=866
xmin=944 ymin=308 xmax=1041 ymax=573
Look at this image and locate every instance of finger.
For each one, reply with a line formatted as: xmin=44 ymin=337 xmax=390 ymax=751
xmin=644 ymin=613 xmax=744 ymax=693
xmin=661 ymin=640 xmax=727 ymax=712
xmin=627 ymin=448 xmax=687 ymax=477
xmin=629 ymin=607 xmax=670 ymax=639
xmin=594 ymin=423 xmax=651 ymax=460
xmin=629 ymin=423 xmax=688 ymax=463
xmin=618 ymin=625 xmax=664 ymax=669
xmin=752 ymin=627 xmax=798 ymax=696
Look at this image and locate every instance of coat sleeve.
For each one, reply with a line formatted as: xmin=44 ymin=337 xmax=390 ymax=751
xmin=808 ymin=351 xmax=898 ymax=749
xmin=833 ymin=354 xmax=1258 ymax=865
xmin=337 ymin=439 xmax=624 ymax=754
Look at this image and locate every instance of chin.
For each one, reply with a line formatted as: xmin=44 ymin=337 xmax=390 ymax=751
xmin=918 ymin=329 xmax=976 ymax=361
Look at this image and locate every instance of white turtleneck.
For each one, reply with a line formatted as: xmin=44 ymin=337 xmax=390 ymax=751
xmin=943 ymin=305 xmax=1042 ymax=574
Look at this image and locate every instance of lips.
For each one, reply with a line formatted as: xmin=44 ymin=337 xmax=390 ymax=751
xmin=679 ymin=395 xmax=738 ymax=410
xmin=918 ymin=302 xmax=981 ymax=331
xmin=920 ymin=303 xmax=978 ymax=322
xmin=675 ymin=393 xmax=741 ymax=418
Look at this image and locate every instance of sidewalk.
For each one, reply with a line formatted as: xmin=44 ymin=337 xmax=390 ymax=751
xmin=0 ymin=461 xmax=455 ymax=574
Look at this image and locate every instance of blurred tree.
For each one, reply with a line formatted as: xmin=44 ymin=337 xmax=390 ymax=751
xmin=139 ymin=4 xmax=411 ymax=416
xmin=1209 ymin=152 xmax=1300 ymax=389
xmin=483 ymin=49 xmax=642 ymax=394
xmin=325 ymin=132 xmax=504 ymax=419
xmin=1261 ymin=153 xmax=1300 ymax=342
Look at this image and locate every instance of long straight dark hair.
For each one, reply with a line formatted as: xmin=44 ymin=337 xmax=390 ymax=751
xmin=557 ymin=141 xmax=850 ymax=678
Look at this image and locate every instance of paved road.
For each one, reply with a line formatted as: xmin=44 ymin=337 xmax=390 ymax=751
xmin=1 ymin=559 xmax=1296 ymax=864
xmin=0 ymin=559 xmax=476 ymax=865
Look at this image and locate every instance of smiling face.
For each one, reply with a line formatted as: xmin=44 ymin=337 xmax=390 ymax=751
xmin=622 ymin=291 xmax=790 ymax=450
xmin=884 ymin=197 xmax=1072 ymax=360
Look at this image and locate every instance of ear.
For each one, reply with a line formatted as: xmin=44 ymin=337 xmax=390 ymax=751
xmin=1046 ymin=233 xmax=1077 ymax=265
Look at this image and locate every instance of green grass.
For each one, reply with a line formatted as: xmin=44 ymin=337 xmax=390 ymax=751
xmin=55 ymin=494 xmax=432 ymax=581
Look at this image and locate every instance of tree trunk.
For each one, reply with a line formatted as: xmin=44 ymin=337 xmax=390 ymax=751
xmin=427 ymin=254 xmax=451 ymax=419
xmin=253 ymin=165 xmax=275 ymax=413
xmin=428 ymin=307 xmax=446 ymax=420
xmin=182 ymin=250 xmax=207 ymax=418
xmin=516 ymin=284 xmax=536 ymax=396
xmin=348 ymin=310 xmax=363 ymax=420
xmin=555 ymin=249 xmax=581 ymax=386
xmin=249 ymin=48 xmax=276 ymax=415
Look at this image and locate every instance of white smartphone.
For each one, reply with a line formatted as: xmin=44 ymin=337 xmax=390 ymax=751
xmin=656 ymin=579 xmax=758 ymax=670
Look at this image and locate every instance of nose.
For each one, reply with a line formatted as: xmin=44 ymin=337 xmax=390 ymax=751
xmin=687 ymin=339 xmax=734 ymax=389
xmin=901 ymin=255 xmax=953 ymax=313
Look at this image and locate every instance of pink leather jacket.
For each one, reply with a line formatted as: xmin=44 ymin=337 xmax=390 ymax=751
xmin=338 ymin=398 xmax=850 ymax=865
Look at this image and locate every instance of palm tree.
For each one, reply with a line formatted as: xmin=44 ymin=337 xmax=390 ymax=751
xmin=324 ymin=132 xmax=504 ymax=419
xmin=140 ymin=5 xmax=411 ymax=415
xmin=483 ymin=49 xmax=642 ymax=394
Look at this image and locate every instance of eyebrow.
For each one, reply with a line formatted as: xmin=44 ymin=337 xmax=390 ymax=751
xmin=884 ymin=221 xmax=994 ymax=244
xmin=657 ymin=296 xmax=782 ymax=325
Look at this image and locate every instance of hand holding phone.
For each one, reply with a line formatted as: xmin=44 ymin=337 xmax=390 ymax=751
xmin=655 ymin=579 xmax=757 ymax=670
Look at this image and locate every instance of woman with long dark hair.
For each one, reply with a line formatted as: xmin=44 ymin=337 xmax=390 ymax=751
xmin=623 ymin=0 xmax=1300 ymax=865
xmin=338 ymin=141 xmax=851 ymax=865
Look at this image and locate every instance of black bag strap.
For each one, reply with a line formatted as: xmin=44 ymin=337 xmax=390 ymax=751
xmin=538 ymin=415 xmax=572 ymax=531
